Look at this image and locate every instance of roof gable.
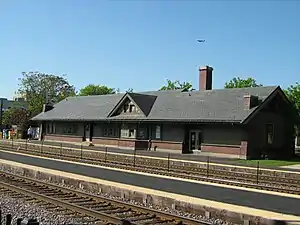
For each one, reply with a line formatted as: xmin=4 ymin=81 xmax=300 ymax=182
xmin=242 ymin=86 xmax=300 ymax=124
xmin=128 ymin=93 xmax=157 ymax=116
xmin=107 ymin=93 xmax=157 ymax=117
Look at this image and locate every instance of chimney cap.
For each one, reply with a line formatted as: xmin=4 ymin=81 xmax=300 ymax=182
xmin=199 ymin=65 xmax=213 ymax=71
xmin=243 ymin=94 xmax=258 ymax=98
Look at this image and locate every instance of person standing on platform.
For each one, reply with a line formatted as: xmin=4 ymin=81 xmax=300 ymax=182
xmin=148 ymin=136 xmax=152 ymax=151
xmin=27 ymin=126 xmax=33 ymax=141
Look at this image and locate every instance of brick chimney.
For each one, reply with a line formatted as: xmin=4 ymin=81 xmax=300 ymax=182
xmin=243 ymin=95 xmax=259 ymax=110
xmin=42 ymin=103 xmax=53 ymax=112
xmin=199 ymin=66 xmax=213 ymax=90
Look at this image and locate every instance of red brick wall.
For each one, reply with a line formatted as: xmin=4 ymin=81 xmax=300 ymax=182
xmin=201 ymin=144 xmax=242 ymax=155
xmin=152 ymin=140 xmax=182 ymax=151
xmin=118 ymin=139 xmax=135 ymax=148
xmin=44 ymin=134 xmax=182 ymax=151
xmin=93 ymin=137 xmax=181 ymax=151
xmin=44 ymin=135 xmax=82 ymax=142
xmin=92 ymin=138 xmax=118 ymax=146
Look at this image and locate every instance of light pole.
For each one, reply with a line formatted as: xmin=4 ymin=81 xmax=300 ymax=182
xmin=0 ymin=98 xmax=3 ymax=128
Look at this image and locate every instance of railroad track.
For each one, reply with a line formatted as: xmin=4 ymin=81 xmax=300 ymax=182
xmin=0 ymin=171 xmax=208 ymax=225
xmin=0 ymin=186 xmax=94 ymax=224
xmin=0 ymin=142 xmax=299 ymax=194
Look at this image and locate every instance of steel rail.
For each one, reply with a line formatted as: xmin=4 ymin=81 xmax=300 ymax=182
xmin=0 ymin=171 xmax=210 ymax=225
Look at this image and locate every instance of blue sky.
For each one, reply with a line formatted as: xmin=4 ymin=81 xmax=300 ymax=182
xmin=0 ymin=0 xmax=299 ymax=99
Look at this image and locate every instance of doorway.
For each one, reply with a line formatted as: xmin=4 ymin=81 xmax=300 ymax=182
xmin=84 ymin=124 xmax=90 ymax=142
xmin=189 ymin=130 xmax=202 ymax=151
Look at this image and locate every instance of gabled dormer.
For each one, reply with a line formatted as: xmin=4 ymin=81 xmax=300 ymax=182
xmin=107 ymin=92 xmax=157 ymax=117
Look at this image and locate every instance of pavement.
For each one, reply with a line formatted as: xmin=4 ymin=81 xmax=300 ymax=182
xmin=8 ymin=139 xmax=300 ymax=170
xmin=0 ymin=150 xmax=299 ymax=216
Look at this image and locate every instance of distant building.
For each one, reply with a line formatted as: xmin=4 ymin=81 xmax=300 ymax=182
xmin=0 ymin=96 xmax=28 ymax=128
xmin=0 ymin=96 xmax=28 ymax=111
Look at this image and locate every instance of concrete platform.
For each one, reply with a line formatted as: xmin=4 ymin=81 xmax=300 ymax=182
xmin=0 ymin=157 xmax=299 ymax=225
xmin=0 ymin=149 xmax=299 ymax=218
xmin=281 ymin=164 xmax=300 ymax=170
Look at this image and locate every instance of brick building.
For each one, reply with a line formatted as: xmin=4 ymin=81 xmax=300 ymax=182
xmin=31 ymin=66 xmax=298 ymax=159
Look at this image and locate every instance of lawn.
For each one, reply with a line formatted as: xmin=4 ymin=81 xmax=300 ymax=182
xmin=233 ymin=158 xmax=300 ymax=168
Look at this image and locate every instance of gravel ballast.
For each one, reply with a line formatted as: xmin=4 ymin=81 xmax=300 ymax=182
xmin=0 ymin=192 xmax=96 ymax=225
xmin=0 ymin=169 xmax=236 ymax=225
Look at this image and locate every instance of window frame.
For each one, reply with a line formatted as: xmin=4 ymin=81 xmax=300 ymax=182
xmin=120 ymin=124 xmax=136 ymax=139
xmin=266 ymin=123 xmax=274 ymax=145
xmin=47 ymin=123 xmax=56 ymax=134
xmin=103 ymin=125 xmax=118 ymax=138
xmin=123 ymin=104 xmax=129 ymax=113
xmin=129 ymin=104 xmax=135 ymax=113
xmin=155 ymin=125 xmax=161 ymax=139
xmin=62 ymin=124 xmax=77 ymax=135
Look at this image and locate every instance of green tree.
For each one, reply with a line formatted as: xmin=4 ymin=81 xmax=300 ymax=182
xmin=285 ymin=82 xmax=300 ymax=112
xmin=79 ymin=84 xmax=116 ymax=96
xmin=160 ymin=79 xmax=193 ymax=91
xmin=2 ymin=108 xmax=30 ymax=131
xmin=284 ymin=82 xmax=300 ymax=136
xmin=18 ymin=72 xmax=76 ymax=115
xmin=224 ymin=77 xmax=262 ymax=88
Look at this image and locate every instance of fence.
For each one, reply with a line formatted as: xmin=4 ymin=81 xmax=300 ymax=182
xmin=0 ymin=138 xmax=266 ymax=184
xmin=0 ymin=210 xmax=39 ymax=225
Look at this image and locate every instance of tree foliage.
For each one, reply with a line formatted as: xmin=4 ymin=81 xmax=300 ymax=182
xmin=79 ymin=84 xmax=116 ymax=96
xmin=285 ymin=82 xmax=300 ymax=112
xmin=224 ymin=77 xmax=262 ymax=89
xmin=2 ymin=108 xmax=31 ymax=130
xmin=160 ymin=79 xmax=193 ymax=91
xmin=18 ymin=72 xmax=76 ymax=115
xmin=284 ymin=82 xmax=300 ymax=135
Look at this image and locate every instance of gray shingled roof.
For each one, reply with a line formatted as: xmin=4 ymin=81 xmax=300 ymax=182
xmin=31 ymin=86 xmax=279 ymax=123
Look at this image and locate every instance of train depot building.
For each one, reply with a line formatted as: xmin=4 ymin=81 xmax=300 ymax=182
xmin=32 ymin=66 xmax=298 ymax=159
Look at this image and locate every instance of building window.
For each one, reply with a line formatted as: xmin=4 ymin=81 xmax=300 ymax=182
xmin=63 ymin=124 xmax=77 ymax=135
xmin=123 ymin=104 xmax=129 ymax=113
xmin=47 ymin=123 xmax=55 ymax=134
xmin=129 ymin=105 xmax=135 ymax=113
xmin=121 ymin=129 xmax=129 ymax=137
xmin=155 ymin=125 xmax=161 ymax=139
xmin=266 ymin=123 xmax=274 ymax=144
xmin=137 ymin=127 xmax=147 ymax=139
xmin=103 ymin=126 xmax=118 ymax=137
xmin=121 ymin=124 xmax=136 ymax=138
xmin=129 ymin=129 xmax=135 ymax=137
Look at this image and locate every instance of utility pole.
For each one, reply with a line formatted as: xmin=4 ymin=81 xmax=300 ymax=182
xmin=0 ymin=98 xmax=3 ymax=128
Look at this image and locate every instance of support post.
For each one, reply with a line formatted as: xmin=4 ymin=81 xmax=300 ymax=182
xmin=60 ymin=143 xmax=62 ymax=156
xmin=207 ymin=156 xmax=210 ymax=178
xmin=6 ymin=214 xmax=12 ymax=225
xmin=104 ymin=147 xmax=108 ymax=163
xmin=133 ymin=149 xmax=136 ymax=167
xmin=256 ymin=161 xmax=260 ymax=185
xmin=41 ymin=140 xmax=44 ymax=154
xmin=167 ymin=153 xmax=170 ymax=172
xmin=16 ymin=219 xmax=22 ymax=225
xmin=80 ymin=144 xmax=83 ymax=159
